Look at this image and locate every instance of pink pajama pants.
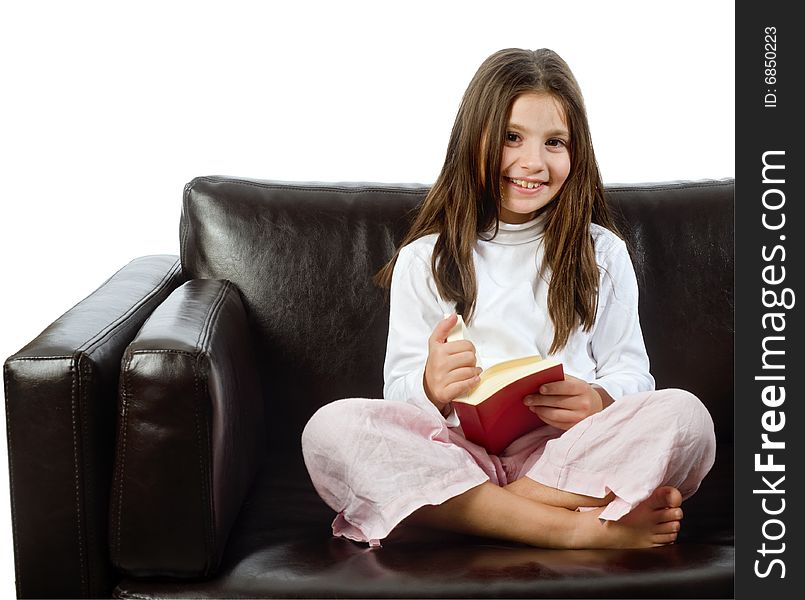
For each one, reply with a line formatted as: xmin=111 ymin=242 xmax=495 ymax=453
xmin=301 ymin=388 xmax=716 ymax=547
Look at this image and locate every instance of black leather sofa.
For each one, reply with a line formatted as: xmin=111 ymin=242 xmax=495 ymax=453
xmin=3 ymin=176 xmax=734 ymax=598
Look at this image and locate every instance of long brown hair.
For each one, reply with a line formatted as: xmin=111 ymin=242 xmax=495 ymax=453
xmin=375 ymin=48 xmax=621 ymax=354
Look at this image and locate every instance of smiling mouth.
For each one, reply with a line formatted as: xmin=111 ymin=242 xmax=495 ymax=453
xmin=506 ymin=177 xmax=546 ymax=190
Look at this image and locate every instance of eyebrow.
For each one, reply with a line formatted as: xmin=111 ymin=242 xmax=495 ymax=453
xmin=508 ymin=122 xmax=570 ymax=137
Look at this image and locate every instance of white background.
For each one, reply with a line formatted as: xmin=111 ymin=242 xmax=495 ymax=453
xmin=0 ymin=0 xmax=733 ymax=595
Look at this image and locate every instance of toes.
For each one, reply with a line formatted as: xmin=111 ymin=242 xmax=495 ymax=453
xmin=664 ymin=487 xmax=683 ymax=508
xmin=658 ymin=507 xmax=683 ymax=523
xmin=651 ymin=486 xmax=683 ymax=509
xmin=663 ymin=486 xmax=682 ymax=507
xmin=651 ymin=531 xmax=678 ymax=545
xmin=654 ymin=520 xmax=681 ymax=535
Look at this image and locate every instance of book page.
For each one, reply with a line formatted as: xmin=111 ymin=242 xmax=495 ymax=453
xmin=457 ymin=356 xmax=560 ymax=406
xmin=446 ymin=314 xmax=467 ymax=343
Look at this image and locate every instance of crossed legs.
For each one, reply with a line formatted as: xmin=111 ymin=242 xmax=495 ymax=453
xmin=303 ymin=389 xmax=714 ymax=550
xmin=405 ymin=478 xmax=683 ymax=549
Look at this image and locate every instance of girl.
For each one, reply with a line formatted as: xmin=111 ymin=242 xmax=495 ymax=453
xmin=302 ymin=48 xmax=716 ymax=550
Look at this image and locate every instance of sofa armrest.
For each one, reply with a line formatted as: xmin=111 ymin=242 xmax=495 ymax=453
xmin=110 ymin=279 xmax=265 ymax=578
xmin=3 ymin=255 xmax=184 ymax=599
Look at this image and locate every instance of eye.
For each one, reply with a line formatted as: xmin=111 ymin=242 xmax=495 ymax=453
xmin=546 ymin=138 xmax=568 ymax=150
xmin=505 ymin=131 xmax=521 ymax=144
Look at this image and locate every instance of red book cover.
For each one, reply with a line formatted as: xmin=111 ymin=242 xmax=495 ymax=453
xmin=452 ymin=359 xmax=564 ymax=455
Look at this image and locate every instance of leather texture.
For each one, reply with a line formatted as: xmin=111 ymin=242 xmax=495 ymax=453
xmin=115 ymin=449 xmax=733 ymax=599
xmin=606 ymin=181 xmax=734 ymax=442
xmin=179 ymin=178 xmax=422 ymax=453
xmin=180 ymin=177 xmax=734 ymax=448
xmin=4 ymin=177 xmax=734 ymax=598
xmin=4 ymin=255 xmax=184 ymax=598
xmin=110 ymin=279 xmax=265 ymax=578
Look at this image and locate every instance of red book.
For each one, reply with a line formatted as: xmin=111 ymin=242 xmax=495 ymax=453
xmin=452 ymin=356 xmax=564 ymax=455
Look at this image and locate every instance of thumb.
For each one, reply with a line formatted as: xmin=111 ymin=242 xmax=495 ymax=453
xmin=430 ymin=313 xmax=458 ymax=344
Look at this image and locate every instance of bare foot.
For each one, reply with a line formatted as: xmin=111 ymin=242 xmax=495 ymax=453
xmin=505 ymin=476 xmax=614 ymax=510
xmin=574 ymin=486 xmax=684 ymax=549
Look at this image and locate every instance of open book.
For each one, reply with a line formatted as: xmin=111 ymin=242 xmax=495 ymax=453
xmin=447 ymin=316 xmax=564 ymax=455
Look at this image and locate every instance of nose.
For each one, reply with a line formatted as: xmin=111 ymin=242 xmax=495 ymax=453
xmin=520 ymin=141 xmax=546 ymax=172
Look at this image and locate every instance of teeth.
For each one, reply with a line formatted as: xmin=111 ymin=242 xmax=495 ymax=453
xmin=510 ymin=178 xmax=542 ymax=189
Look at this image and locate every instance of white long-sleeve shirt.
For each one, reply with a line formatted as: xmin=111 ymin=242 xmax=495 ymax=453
xmin=382 ymin=214 xmax=655 ymax=425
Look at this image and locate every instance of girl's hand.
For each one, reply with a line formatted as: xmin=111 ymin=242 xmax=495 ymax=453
xmin=523 ymin=374 xmax=614 ymax=430
xmin=423 ymin=314 xmax=482 ymax=413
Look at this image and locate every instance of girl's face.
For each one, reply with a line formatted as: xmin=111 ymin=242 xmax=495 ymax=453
xmin=499 ymin=92 xmax=571 ymax=224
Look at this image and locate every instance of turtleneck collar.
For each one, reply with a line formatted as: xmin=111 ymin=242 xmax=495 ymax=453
xmin=480 ymin=213 xmax=547 ymax=246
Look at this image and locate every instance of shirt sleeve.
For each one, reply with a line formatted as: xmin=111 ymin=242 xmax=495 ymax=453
xmin=383 ymin=242 xmax=461 ymax=426
xmin=589 ymin=236 xmax=655 ymax=399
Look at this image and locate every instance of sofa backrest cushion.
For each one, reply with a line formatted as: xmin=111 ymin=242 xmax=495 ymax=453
xmin=180 ymin=177 xmax=734 ymax=448
xmin=606 ymin=180 xmax=733 ymax=442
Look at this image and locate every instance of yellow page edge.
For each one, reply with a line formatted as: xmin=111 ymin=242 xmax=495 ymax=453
xmin=454 ymin=356 xmax=561 ymax=406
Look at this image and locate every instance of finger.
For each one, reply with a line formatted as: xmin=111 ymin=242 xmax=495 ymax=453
xmin=429 ymin=313 xmax=458 ymax=344
xmin=446 ymin=350 xmax=479 ymax=370
xmin=526 ymin=406 xmax=570 ymax=430
xmin=523 ymin=393 xmax=571 ymax=408
xmin=446 ymin=366 xmax=483 ymax=385
xmin=531 ymin=405 xmax=578 ymax=425
xmin=444 ymin=375 xmax=482 ymax=400
xmin=539 ymin=378 xmax=588 ymax=396
xmin=443 ymin=339 xmax=476 ymax=355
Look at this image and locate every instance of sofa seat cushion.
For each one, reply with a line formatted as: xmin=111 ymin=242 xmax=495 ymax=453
xmin=115 ymin=449 xmax=733 ymax=599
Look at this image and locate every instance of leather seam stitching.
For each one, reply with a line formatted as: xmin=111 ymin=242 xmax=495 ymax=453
xmin=78 ymin=356 xmax=96 ymax=595
xmin=191 ymin=356 xmax=213 ymax=572
xmin=112 ymin=351 xmax=133 ymax=565
xmin=187 ymin=176 xmax=431 ymax=196
xmin=194 ymin=282 xmax=231 ymax=570
xmin=113 ymin=350 xmax=201 ymax=569
xmin=186 ymin=175 xmax=733 ymax=197
xmin=79 ymin=259 xmax=182 ymax=356
xmin=605 ymin=182 xmax=734 ymax=194
xmin=3 ymin=362 xmax=23 ymax=595
xmin=196 ymin=282 xmax=229 ymax=354
xmin=70 ymin=356 xmax=88 ymax=595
